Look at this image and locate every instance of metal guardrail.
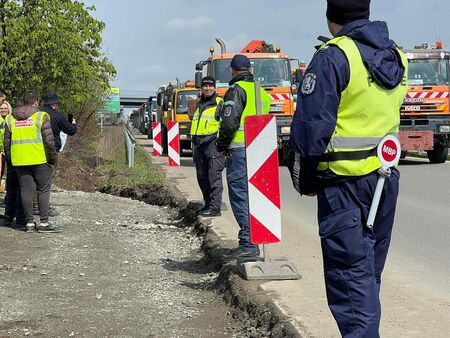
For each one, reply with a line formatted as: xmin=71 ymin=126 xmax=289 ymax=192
xmin=125 ymin=126 xmax=136 ymax=168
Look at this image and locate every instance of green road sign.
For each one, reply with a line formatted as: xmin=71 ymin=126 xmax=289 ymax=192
xmin=104 ymin=87 xmax=120 ymax=113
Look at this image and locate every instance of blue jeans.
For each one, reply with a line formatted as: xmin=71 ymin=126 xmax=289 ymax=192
xmin=317 ymin=169 xmax=400 ymax=338
xmin=226 ymin=148 xmax=257 ymax=251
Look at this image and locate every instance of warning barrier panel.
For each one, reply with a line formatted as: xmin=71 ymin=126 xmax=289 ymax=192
xmin=167 ymin=121 xmax=180 ymax=167
xmin=245 ymin=115 xmax=281 ymax=244
xmin=152 ymin=122 xmax=162 ymax=156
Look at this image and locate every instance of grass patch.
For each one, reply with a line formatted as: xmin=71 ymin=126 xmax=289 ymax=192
xmin=97 ymin=127 xmax=163 ymax=190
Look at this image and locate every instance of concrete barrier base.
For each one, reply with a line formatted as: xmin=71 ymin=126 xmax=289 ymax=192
xmin=237 ymin=257 xmax=301 ymax=281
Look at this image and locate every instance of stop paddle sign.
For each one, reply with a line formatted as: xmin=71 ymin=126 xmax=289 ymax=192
xmin=377 ymin=135 xmax=401 ymax=167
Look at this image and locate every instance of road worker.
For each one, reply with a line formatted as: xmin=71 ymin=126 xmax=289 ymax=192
xmin=288 ymin=0 xmax=408 ymax=336
xmin=4 ymin=91 xmax=60 ymax=233
xmin=190 ymin=76 xmax=225 ymax=217
xmin=216 ymin=54 xmax=271 ymax=258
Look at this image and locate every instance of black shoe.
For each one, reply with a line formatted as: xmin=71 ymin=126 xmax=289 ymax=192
xmin=37 ymin=223 xmax=63 ymax=233
xmin=195 ymin=204 xmax=209 ymax=213
xmin=13 ymin=222 xmax=27 ymax=231
xmin=228 ymin=247 xmax=260 ymax=258
xmin=199 ymin=208 xmax=221 ymax=217
xmin=2 ymin=215 xmax=13 ymax=228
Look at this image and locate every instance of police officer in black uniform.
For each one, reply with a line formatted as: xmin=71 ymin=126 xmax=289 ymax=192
xmin=190 ymin=76 xmax=225 ymax=217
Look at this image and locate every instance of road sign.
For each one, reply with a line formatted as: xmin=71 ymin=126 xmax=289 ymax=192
xmin=104 ymin=87 xmax=120 ymax=113
xmin=245 ymin=115 xmax=281 ymax=244
xmin=377 ymin=134 xmax=401 ymax=167
xmin=168 ymin=121 xmax=180 ymax=167
xmin=152 ymin=122 xmax=162 ymax=156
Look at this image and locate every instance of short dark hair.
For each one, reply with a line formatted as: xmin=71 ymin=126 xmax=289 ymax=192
xmin=0 ymin=89 xmax=7 ymax=97
xmin=23 ymin=91 xmax=39 ymax=105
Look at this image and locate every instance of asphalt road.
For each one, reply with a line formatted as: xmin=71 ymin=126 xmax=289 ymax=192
xmin=221 ymin=155 xmax=450 ymax=336
xmin=140 ymin=132 xmax=450 ymax=337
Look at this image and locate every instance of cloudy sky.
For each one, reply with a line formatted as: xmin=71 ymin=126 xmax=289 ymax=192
xmin=85 ymin=0 xmax=450 ymax=97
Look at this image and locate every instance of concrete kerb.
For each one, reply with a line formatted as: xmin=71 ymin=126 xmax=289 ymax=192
xmin=135 ymin=134 xmax=305 ymax=337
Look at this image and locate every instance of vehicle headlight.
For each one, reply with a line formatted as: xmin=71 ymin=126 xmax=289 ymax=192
xmin=281 ymin=126 xmax=291 ymax=134
xmin=439 ymin=125 xmax=450 ymax=133
xmin=180 ymin=135 xmax=188 ymax=140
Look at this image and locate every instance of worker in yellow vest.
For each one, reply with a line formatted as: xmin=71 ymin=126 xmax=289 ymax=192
xmin=190 ymin=76 xmax=225 ymax=217
xmin=216 ymin=54 xmax=271 ymax=258
xmin=4 ymin=91 xmax=60 ymax=233
xmin=289 ymin=0 xmax=408 ymax=336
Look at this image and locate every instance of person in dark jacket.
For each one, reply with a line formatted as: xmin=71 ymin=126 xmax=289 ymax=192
xmin=190 ymin=76 xmax=225 ymax=217
xmin=217 ymin=55 xmax=271 ymax=258
xmin=4 ymin=91 xmax=61 ymax=233
xmin=288 ymin=1 xmax=408 ymax=337
xmin=43 ymin=92 xmax=77 ymax=154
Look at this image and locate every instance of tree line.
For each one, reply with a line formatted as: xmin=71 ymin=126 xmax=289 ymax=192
xmin=0 ymin=0 xmax=116 ymax=136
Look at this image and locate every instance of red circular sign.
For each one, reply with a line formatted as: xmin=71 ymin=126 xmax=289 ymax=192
xmin=381 ymin=139 xmax=398 ymax=162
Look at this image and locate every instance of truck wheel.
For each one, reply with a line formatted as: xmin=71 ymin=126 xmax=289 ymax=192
xmin=400 ymin=150 xmax=407 ymax=159
xmin=427 ymin=144 xmax=448 ymax=163
xmin=161 ymin=125 xmax=168 ymax=155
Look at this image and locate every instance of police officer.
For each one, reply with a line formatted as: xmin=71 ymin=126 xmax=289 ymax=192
xmin=289 ymin=1 xmax=407 ymax=336
xmin=4 ymin=91 xmax=60 ymax=233
xmin=190 ymin=76 xmax=225 ymax=217
xmin=217 ymin=54 xmax=271 ymax=258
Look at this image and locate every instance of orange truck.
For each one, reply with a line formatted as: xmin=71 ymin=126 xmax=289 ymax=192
xmin=194 ymin=39 xmax=303 ymax=164
xmin=401 ymin=42 xmax=450 ymax=163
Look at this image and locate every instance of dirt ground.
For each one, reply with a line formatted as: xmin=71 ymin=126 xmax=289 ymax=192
xmin=0 ymin=188 xmax=256 ymax=337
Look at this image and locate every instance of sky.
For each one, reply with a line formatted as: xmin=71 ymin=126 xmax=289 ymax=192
xmin=84 ymin=0 xmax=450 ymax=97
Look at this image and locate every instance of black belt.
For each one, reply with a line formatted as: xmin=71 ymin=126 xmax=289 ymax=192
xmin=320 ymin=147 xmax=377 ymax=161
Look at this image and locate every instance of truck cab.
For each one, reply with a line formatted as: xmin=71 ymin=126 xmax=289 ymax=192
xmin=401 ymin=42 xmax=450 ymax=163
xmin=195 ymin=39 xmax=303 ymax=164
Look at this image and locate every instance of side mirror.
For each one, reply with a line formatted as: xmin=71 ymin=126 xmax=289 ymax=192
xmin=195 ymin=63 xmax=203 ymax=71
xmin=157 ymin=92 xmax=164 ymax=106
xmin=195 ymin=71 xmax=203 ymax=88
xmin=294 ymin=69 xmax=304 ymax=84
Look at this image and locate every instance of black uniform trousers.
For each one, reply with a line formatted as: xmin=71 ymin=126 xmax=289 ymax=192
xmin=193 ymin=138 xmax=225 ymax=211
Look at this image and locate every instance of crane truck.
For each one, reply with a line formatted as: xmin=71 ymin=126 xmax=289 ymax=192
xmin=194 ymin=39 xmax=303 ymax=164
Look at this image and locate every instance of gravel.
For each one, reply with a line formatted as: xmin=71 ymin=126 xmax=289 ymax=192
xmin=0 ymin=188 xmax=251 ymax=337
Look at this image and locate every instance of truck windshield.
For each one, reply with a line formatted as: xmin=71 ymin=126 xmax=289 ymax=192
xmin=408 ymin=59 xmax=449 ymax=86
xmin=176 ymin=90 xmax=199 ymax=114
xmin=213 ymin=58 xmax=292 ymax=88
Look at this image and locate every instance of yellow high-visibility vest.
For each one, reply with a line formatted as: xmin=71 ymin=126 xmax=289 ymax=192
xmin=6 ymin=111 xmax=49 ymax=166
xmin=229 ymin=81 xmax=271 ymax=148
xmin=317 ymin=36 xmax=408 ymax=176
xmin=190 ymin=96 xmax=223 ymax=136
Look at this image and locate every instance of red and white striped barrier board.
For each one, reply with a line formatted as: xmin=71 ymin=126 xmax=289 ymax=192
xmin=152 ymin=122 xmax=162 ymax=156
xmin=269 ymin=93 xmax=291 ymax=101
xmin=167 ymin=121 xmax=180 ymax=167
xmin=406 ymin=91 xmax=449 ymax=99
xmin=245 ymin=115 xmax=281 ymax=244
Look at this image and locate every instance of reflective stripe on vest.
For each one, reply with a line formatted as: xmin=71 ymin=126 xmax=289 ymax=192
xmin=7 ymin=111 xmax=48 ymax=166
xmin=229 ymin=81 xmax=271 ymax=149
xmin=317 ymin=36 xmax=408 ymax=176
xmin=190 ymin=96 xmax=222 ymax=136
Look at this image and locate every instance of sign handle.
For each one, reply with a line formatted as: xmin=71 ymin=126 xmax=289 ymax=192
xmin=366 ymin=166 xmax=391 ymax=228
